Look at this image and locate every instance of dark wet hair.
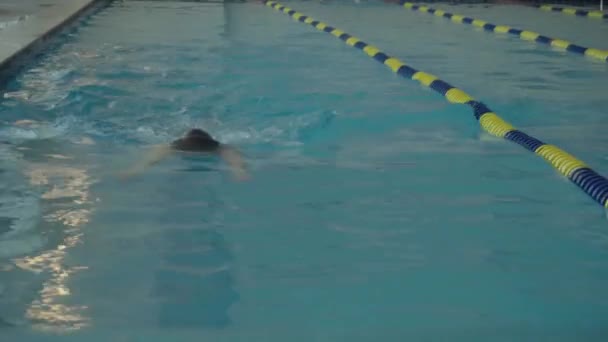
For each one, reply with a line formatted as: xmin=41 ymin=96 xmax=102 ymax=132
xmin=171 ymin=128 xmax=221 ymax=152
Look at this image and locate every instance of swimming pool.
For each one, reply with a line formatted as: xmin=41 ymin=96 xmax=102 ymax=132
xmin=1 ymin=0 xmax=608 ymax=340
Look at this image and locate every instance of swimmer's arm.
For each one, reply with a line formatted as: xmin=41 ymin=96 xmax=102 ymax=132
xmin=121 ymin=145 xmax=172 ymax=179
xmin=219 ymin=145 xmax=249 ymax=181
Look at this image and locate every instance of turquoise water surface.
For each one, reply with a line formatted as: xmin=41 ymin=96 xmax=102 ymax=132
xmin=1 ymin=1 xmax=608 ymax=341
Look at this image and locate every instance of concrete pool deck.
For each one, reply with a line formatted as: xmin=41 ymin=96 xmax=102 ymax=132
xmin=0 ymin=0 xmax=106 ymax=87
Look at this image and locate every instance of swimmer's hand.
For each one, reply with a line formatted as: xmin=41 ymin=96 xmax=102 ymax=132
xmin=233 ymin=168 xmax=250 ymax=182
xmin=117 ymin=170 xmax=137 ymax=181
xmin=118 ymin=145 xmax=173 ymax=181
xmin=14 ymin=119 xmax=40 ymax=127
xmin=219 ymin=145 xmax=250 ymax=182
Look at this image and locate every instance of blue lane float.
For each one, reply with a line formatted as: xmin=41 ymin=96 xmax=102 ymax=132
xmin=263 ymin=0 xmax=608 ymax=209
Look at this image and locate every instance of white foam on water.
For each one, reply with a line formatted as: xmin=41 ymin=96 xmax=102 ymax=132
xmin=218 ymin=130 xmax=254 ymax=144
xmin=0 ymin=119 xmax=71 ymax=144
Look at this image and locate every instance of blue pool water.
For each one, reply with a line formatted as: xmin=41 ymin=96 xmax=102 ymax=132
xmin=1 ymin=0 xmax=608 ymax=340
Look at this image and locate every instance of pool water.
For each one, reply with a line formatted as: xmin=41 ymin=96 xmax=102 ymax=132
xmin=1 ymin=0 xmax=608 ymax=340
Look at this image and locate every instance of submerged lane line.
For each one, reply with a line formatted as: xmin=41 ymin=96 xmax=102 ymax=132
xmin=535 ymin=4 xmax=608 ymax=20
xmin=397 ymin=1 xmax=608 ymax=63
xmin=263 ymin=0 xmax=608 ymax=209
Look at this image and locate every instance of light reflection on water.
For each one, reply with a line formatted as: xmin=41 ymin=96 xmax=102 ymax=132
xmin=13 ymin=164 xmax=95 ymax=333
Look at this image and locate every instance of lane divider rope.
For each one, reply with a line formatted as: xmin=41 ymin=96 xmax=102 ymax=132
xmin=263 ymin=0 xmax=608 ymax=209
xmin=397 ymin=1 xmax=608 ymax=63
xmin=535 ymin=4 xmax=608 ymax=19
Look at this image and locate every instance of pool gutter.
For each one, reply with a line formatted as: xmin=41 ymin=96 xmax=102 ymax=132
xmin=0 ymin=0 xmax=114 ymax=90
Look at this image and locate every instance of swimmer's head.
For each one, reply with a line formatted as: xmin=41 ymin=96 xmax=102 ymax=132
xmin=185 ymin=128 xmax=213 ymax=140
xmin=171 ymin=128 xmax=220 ymax=152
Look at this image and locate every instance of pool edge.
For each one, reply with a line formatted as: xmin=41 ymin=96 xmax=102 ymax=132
xmin=0 ymin=0 xmax=114 ymax=91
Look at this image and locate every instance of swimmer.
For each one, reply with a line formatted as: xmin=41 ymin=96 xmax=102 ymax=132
xmin=121 ymin=128 xmax=249 ymax=181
